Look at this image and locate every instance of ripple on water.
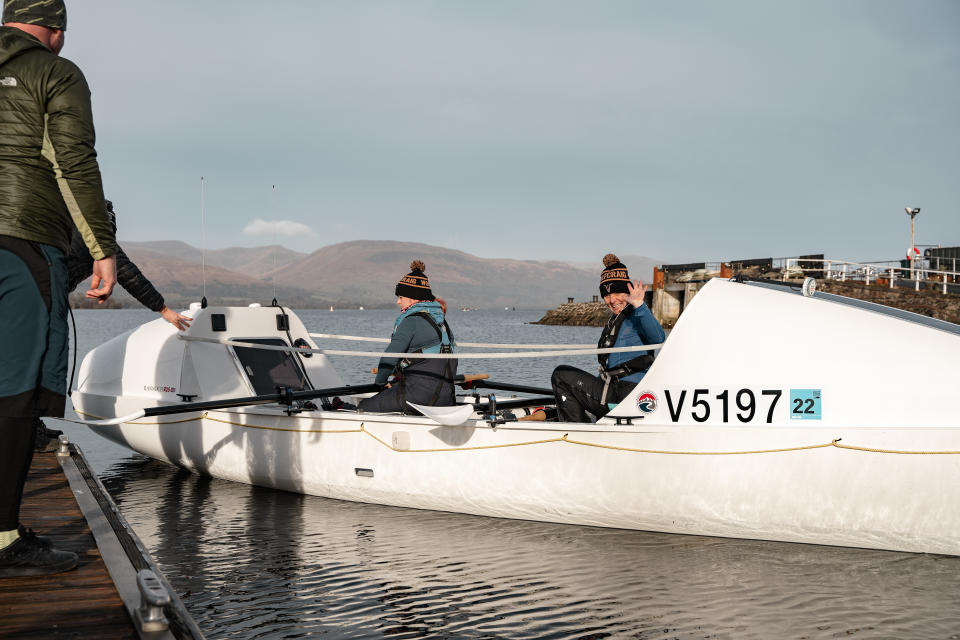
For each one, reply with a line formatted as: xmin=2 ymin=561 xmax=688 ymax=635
xmin=98 ymin=459 xmax=960 ymax=640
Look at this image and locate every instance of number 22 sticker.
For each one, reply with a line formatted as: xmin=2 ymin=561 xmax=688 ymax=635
xmin=790 ymin=389 xmax=822 ymax=420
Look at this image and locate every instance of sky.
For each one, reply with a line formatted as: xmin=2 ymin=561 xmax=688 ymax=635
xmin=63 ymin=1 xmax=959 ymax=265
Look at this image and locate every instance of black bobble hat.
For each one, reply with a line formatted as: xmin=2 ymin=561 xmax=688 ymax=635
xmin=395 ymin=260 xmax=435 ymax=301
xmin=599 ymin=253 xmax=630 ymax=296
xmin=3 ymin=0 xmax=67 ymax=30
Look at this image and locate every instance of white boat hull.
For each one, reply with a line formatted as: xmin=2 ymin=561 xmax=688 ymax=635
xmin=74 ymin=393 xmax=960 ymax=556
xmin=72 ymin=282 xmax=960 ymax=555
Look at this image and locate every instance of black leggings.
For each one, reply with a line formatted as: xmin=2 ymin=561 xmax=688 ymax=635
xmin=551 ymin=365 xmax=635 ymax=423
xmin=0 ymin=417 xmax=36 ymax=531
xmin=359 ymin=359 xmax=458 ymax=414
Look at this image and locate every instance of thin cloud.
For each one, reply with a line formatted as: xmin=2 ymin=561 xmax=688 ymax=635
xmin=242 ymin=219 xmax=315 ymax=238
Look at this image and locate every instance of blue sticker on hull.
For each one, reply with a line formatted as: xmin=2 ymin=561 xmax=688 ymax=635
xmin=790 ymin=389 xmax=821 ymax=420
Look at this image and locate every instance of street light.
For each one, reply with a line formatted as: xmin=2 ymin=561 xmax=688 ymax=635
xmin=905 ymin=207 xmax=921 ymax=278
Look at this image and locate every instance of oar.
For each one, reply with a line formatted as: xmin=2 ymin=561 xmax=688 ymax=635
xmin=371 ymin=369 xmax=490 ymax=383
xmin=143 ymin=383 xmax=384 ymax=417
xmin=459 ymin=379 xmax=554 ymax=396
xmin=478 ymin=395 xmax=556 ymax=411
xmin=80 ymin=375 xmax=493 ymax=426
xmin=80 ymin=382 xmax=385 ymax=426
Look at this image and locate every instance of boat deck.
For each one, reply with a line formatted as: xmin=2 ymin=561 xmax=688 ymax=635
xmin=0 ymin=447 xmax=203 ymax=639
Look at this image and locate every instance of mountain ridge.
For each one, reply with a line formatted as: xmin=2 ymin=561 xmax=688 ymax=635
xmin=112 ymin=239 xmax=659 ymax=309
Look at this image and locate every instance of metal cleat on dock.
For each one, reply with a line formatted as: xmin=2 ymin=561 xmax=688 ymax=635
xmin=135 ymin=569 xmax=172 ymax=633
xmin=56 ymin=434 xmax=70 ymax=457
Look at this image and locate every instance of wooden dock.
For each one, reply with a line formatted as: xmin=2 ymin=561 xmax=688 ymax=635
xmin=0 ymin=446 xmax=203 ymax=639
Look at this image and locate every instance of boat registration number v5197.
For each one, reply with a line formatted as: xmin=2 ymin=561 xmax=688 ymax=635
xmin=661 ymin=389 xmax=775 ymax=423
xmin=657 ymin=389 xmax=822 ymax=423
xmin=663 ymin=389 xmax=820 ymax=424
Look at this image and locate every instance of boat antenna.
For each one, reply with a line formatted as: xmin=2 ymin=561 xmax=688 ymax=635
xmin=271 ymin=184 xmax=278 ymax=306
xmin=201 ymin=175 xmax=207 ymax=308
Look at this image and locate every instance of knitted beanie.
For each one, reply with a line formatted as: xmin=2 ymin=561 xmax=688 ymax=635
xmin=3 ymin=0 xmax=67 ymax=30
xmin=395 ymin=260 xmax=435 ymax=301
xmin=599 ymin=253 xmax=630 ymax=296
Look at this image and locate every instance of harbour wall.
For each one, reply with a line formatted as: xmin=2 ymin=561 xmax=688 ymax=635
xmin=536 ymin=275 xmax=960 ymax=328
xmin=818 ymin=280 xmax=960 ymax=325
xmin=534 ymin=301 xmax=610 ymax=326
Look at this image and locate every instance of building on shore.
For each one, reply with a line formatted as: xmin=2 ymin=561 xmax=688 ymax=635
xmin=537 ymin=252 xmax=960 ymax=328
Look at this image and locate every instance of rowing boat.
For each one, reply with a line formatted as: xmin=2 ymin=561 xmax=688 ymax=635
xmin=71 ymin=278 xmax=960 ymax=555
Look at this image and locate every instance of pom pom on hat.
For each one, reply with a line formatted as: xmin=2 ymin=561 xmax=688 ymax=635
xmin=603 ymin=253 xmax=620 ymax=268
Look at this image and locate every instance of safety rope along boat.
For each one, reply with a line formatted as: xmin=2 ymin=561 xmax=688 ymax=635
xmin=70 ymin=278 xmax=960 ymax=555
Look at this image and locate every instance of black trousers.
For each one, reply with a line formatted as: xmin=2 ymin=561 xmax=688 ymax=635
xmin=359 ymin=359 xmax=458 ymax=414
xmin=0 ymin=417 xmax=36 ymax=531
xmin=551 ymin=365 xmax=635 ymax=423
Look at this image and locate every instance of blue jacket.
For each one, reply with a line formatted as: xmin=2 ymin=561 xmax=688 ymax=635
xmin=605 ymin=303 xmax=665 ymax=384
xmin=375 ymin=301 xmax=452 ymax=385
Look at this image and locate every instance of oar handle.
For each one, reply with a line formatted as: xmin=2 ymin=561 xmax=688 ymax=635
xmin=475 ymin=395 xmax=555 ymax=412
xmin=518 ymin=408 xmax=547 ymax=422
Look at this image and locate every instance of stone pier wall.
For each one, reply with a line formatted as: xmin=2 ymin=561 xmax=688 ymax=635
xmin=534 ymin=302 xmax=610 ymax=326
xmin=818 ymin=280 xmax=960 ymax=325
xmin=535 ymin=280 xmax=960 ymax=328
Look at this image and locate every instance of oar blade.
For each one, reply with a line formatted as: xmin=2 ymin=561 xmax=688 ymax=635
xmin=407 ymin=402 xmax=476 ymax=426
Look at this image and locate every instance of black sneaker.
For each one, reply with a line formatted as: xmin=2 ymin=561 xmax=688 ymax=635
xmin=19 ymin=525 xmax=51 ymax=547
xmin=0 ymin=527 xmax=78 ymax=578
xmin=34 ymin=420 xmax=63 ymax=453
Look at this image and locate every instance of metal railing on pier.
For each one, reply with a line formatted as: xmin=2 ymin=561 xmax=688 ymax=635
xmin=782 ymin=258 xmax=960 ymax=295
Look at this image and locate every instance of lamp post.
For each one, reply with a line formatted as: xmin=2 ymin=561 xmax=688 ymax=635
xmin=905 ymin=207 xmax=920 ymax=279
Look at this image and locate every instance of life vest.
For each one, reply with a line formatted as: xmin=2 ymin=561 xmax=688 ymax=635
xmin=597 ymin=304 xmax=654 ymax=378
xmin=401 ymin=311 xmax=454 ymax=368
xmin=395 ymin=312 xmax=457 ymax=410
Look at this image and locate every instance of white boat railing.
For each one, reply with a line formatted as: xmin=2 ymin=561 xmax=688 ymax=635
xmin=783 ymin=258 xmax=960 ymax=294
xmin=309 ymin=333 xmax=597 ymax=349
xmin=181 ymin=334 xmax=664 ymax=359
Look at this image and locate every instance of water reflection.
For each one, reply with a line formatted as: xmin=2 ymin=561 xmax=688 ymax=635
xmin=102 ymin=459 xmax=960 ymax=639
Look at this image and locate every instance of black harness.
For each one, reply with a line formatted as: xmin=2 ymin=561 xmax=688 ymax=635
xmin=596 ymin=304 xmax=655 ymax=404
xmin=399 ymin=312 xmax=455 ymax=367
xmin=394 ymin=312 xmax=457 ymax=411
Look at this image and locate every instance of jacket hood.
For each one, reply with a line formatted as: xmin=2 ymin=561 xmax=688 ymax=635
xmin=0 ymin=25 xmax=47 ymax=66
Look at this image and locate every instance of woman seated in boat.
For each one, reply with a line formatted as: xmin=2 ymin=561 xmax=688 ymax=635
xmin=551 ymin=254 xmax=665 ymax=422
xmin=358 ymin=260 xmax=458 ymax=413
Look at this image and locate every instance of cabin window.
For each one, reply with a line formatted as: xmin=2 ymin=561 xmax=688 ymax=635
xmin=232 ymin=338 xmax=310 ymax=395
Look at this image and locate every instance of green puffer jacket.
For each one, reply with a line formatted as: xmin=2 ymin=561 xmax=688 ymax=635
xmin=0 ymin=26 xmax=115 ymax=259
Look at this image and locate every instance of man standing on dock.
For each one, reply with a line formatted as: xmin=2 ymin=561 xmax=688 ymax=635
xmin=0 ymin=0 xmax=117 ymax=577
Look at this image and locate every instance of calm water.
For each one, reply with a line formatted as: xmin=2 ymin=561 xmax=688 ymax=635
xmin=49 ymin=308 xmax=960 ymax=639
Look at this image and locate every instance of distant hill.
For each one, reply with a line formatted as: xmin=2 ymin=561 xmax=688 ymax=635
xmin=82 ymin=245 xmax=332 ymax=309
xmin=123 ymin=241 xmax=306 ymax=279
xmin=264 ymin=240 xmax=605 ymax=309
xmin=97 ymin=239 xmax=659 ymax=309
